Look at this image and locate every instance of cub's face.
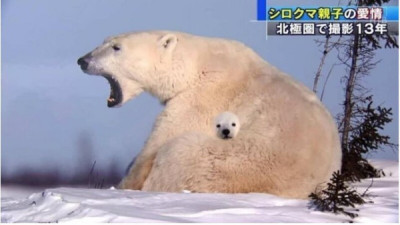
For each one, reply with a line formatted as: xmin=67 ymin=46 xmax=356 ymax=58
xmin=77 ymin=32 xmax=178 ymax=107
xmin=214 ymin=112 xmax=241 ymax=139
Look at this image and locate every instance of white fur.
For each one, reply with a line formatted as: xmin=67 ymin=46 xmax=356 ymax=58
xmin=214 ymin=111 xmax=240 ymax=139
xmin=78 ymin=30 xmax=342 ymax=199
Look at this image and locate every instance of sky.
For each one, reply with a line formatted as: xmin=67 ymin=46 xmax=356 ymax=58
xmin=1 ymin=0 xmax=398 ymax=177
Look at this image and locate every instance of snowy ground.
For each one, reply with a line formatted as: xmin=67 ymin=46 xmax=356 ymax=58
xmin=1 ymin=160 xmax=398 ymax=223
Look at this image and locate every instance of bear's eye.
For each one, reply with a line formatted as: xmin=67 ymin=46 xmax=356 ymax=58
xmin=232 ymin=123 xmax=236 ymax=127
xmin=216 ymin=124 xmax=221 ymax=128
xmin=112 ymin=44 xmax=121 ymax=51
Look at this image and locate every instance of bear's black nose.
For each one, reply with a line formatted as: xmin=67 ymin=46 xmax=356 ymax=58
xmin=222 ymin=129 xmax=230 ymax=136
xmin=77 ymin=57 xmax=89 ymax=71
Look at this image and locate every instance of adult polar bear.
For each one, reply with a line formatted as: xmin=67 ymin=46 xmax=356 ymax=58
xmin=77 ymin=30 xmax=342 ymax=198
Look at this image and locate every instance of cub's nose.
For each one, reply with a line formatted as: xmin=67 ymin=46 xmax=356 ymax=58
xmin=77 ymin=57 xmax=89 ymax=71
xmin=222 ymin=129 xmax=230 ymax=136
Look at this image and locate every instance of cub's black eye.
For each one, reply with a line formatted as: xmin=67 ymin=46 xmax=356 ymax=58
xmin=232 ymin=123 xmax=236 ymax=127
xmin=216 ymin=124 xmax=221 ymax=128
xmin=112 ymin=44 xmax=121 ymax=51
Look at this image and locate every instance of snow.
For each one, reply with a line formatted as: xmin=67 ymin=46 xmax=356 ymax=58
xmin=1 ymin=160 xmax=398 ymax=223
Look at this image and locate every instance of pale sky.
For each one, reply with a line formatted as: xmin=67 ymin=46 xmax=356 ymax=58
xmin=2 ymin=0 xmax=398 ymax=177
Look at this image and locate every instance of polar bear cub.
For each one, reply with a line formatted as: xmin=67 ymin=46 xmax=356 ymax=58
xmin=214 ymin=112 xmax=240 ymax=139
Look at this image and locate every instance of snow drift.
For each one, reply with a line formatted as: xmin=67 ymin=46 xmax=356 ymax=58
xmin=1 ymin=160 xmax=398 ymax=223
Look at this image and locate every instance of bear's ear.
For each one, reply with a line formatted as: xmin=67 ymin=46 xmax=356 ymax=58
xmin=158 ymin=34 xmax=178 ymax=60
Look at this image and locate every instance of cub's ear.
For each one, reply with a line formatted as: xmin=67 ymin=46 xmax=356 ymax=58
xmin=158 ymin=34 xmax=178 ymax=61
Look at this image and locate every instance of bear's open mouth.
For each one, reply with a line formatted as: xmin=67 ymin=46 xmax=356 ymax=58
xmin=103 ymin=75 xmax=122 ymax=108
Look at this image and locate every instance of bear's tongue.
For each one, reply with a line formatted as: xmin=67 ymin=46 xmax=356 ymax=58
xmin=104 ymin=75 xmax=122 ymax=108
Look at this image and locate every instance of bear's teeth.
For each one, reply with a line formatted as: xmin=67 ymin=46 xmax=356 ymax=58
xmin=108 ymin=98 xmax=115 ymax=102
